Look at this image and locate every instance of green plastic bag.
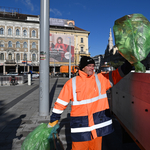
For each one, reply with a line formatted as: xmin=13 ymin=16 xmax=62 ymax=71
xmin=21 ymin=123 xmax=59 ymax=150
xmin=113 ymin=13 xmax=150 ymax=72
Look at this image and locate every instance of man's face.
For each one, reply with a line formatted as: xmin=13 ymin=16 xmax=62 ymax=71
xmin=82 ymin=64 xmax=95 ymax=76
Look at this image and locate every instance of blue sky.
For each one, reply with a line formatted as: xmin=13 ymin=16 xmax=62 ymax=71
xmin=1 ymin=0 xmax=150 ymax=56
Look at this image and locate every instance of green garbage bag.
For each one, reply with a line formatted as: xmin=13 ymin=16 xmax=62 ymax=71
xmin=113 ymin=13 xmax=150 ymax=72
xmin=21 ymin=123 xmax=59 ymax=150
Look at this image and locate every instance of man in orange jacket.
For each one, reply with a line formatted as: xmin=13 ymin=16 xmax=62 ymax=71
xmin=48 ymin=56 xmax=132 ymax=150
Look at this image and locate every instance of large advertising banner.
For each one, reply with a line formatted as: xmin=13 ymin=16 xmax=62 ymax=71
xmin=50 ymin=33 xmax=74 ymax=63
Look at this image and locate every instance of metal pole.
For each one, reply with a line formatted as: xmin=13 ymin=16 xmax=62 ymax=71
xmin=24 ymin=49 xmax=25 ymax=72
xmin=17 ymin=58 xmax=18 ymax=73
xmin=69 ymin=38 xmax=71 ymax=78
xmin=39 ymin=0 xmax=50 ymax=116
xmin=54 ymin=59 xmax=55 ymax=76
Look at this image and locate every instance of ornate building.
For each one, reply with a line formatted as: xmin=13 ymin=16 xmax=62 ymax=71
xmin=0 ymin=8 xmax=90 ymax=74
xmin=50 ymin=19 xmax=90 ymax=73
xmin=0 ymin=8 xmax=40 ymax=74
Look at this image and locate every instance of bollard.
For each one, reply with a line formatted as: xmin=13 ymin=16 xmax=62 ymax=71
xmin=28 ymin=74 xmax=31 ymax=85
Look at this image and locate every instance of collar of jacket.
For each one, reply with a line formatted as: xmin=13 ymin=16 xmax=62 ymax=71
xmin=79 ymin=70 xmax=95 ymax=79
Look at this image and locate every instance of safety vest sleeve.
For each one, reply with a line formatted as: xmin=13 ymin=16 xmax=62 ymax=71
xmin=98 ymin=66 xmax=125 ymax=91
xmin=50 ymin=79 xmax=73 ymax=122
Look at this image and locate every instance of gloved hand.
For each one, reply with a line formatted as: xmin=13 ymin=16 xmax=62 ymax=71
xmin=48 ymin=123 xmax=59 ymax=140
xmin=121 ymin=59 xmax=133 ymax=75
xmin=47 ymin=120 xmax=58 ymax=128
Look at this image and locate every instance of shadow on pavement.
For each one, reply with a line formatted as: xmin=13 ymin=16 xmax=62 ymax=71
xmin=0 ymin=114 xmax=26 ymax=149
xmin=49 ymin=79 xmax=58 ymax=112
xmin=58 ymin=113 xmax=72 ymax=150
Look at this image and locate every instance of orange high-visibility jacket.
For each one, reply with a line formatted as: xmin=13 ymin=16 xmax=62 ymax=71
xmin=51 ymin=67 xmax=125 ymax=142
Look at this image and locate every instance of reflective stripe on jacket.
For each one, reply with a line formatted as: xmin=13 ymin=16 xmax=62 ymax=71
xmin=51 ymin=67 xmax=124 ymax=142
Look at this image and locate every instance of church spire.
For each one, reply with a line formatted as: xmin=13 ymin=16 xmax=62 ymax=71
xmin=108 ymin=28 xmax=113 ymax=52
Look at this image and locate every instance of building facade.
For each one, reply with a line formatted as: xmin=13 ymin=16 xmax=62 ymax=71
xmin=50 ymin=18 xmax=90 ymax=73
xmin=0 ymin=10 xmax=40 ymax=74
xmin=0 ymin=9 xmax=90 ymax=75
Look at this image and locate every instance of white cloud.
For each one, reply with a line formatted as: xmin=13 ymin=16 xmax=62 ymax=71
xmin=22 ymin=0 xmax=34 ymax=11
xmin=75 ymin=3 xmax=86 ymax=9
xmin=50 ymin=8 xmax=62 ymax=16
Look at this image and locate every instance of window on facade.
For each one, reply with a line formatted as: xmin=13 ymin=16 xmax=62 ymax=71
xmin=0 ymin=53 xmax=4 ymax=60
xmin=32 ymin=42 xmax=36 ymax=49
xmin=32 ymin=30 xmax=36 ymax=37
xmin=8 ymin=28 xmax=12 ymax=35
xmin=0 ymin=44 xmax=4 ymax=47
xmin=8 ymin=53 xmax=12 ymax=60
xmin=81 ymin=47 xmax=84 ymax=52
xmin=24 ymin=53 xmax=27 ymax=61
xmin=23 ymin=30 xmax=27 ymax=36
xmin=32 ymin=53 xmax=36 ymax=61
xmin=16 ymin=53 xmax=20 ymax=61
xmin=81 ymin=38 xmax=83 ymax=43
xmin=8 ymin=41 xmax=12 ymax=47
xmin=0 ymin=41 xmax=4 ymax=47
xmin=0 ymin=28 xmax=4 ymax=35
xmin=23 ymin=42 xmax=27 ymax=48
xmin=16 ymin=29 xmax=20 ymax=36
xmin=16 ymin=41 xmax=20 ymax=48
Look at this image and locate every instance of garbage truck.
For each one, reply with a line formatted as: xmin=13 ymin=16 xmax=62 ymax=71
xmin=111 ymin=71 xmax=150 ymax=150
xmin=60 ymin=65 xmax=78 ymax=77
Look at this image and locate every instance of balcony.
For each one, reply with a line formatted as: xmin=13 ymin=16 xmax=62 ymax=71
xmin=5 ymin=59 xmax=16 ymax=64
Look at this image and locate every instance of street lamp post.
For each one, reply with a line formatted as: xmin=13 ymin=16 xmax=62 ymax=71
xmin=53 ymin=52 xmax=59 ymax=76
xmin=68 ymin=37 xmax=71 ymax=78
xmin=39 ymin=0 xmax=50 ymax=116
xmin=24 ymin=49 xmax=25 ymax=73
xmin=53 ymin=57 xmax=56 ymax=76
xmin=17 ymin=57 xmax=18 ymax=73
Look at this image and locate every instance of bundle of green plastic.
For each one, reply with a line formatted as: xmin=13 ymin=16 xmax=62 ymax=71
xmin=21 ymin=123 xmax=59 ymax=150
xmin=113 ymin=13 xmax=150 ymax=72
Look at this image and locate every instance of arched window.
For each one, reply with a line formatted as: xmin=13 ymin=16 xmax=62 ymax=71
xmin=0 ymin=28 xmax=4 ymax=35
xmin=32 ymin=42 xmax=36 ymax=49
xmin=16 ymin=41 xmax=20 ymax=48
xmin=32 ymin=30 xmax=36 ymax=37
xmin=8 ymin=28 xmax=12 ymax=35
xmin=8 ymin=53 xmax=12 ymax=60
xmin=16 ymin=53 xmax=20 ymax=61
xmin=8 ymin=41 xmax=12 ymax=47
xmin=81 ymin=47 xmax=84 ymax=52
xmin=0 ymin=41 xmax=4 ymax=47
xmin=32 ymin=53 xmax=36 ymax=61
xmin=16 ymin=29 xmax=20 ymax=35
xmin=23 ymin=42 xmax=27 ymax=48
xmin=23 ymin=30 xmax=27 ymax=36
xmin=0 ymin=53 xmax=4 ymax=60
xmin=24 ymin=53 xmax=27 ymax=61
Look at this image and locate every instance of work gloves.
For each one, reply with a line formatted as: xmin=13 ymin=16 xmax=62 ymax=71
xmin=47 ymin=120 xmax=59 ymax=139
xmin=47 ymin=120 xmax=58 ymax=128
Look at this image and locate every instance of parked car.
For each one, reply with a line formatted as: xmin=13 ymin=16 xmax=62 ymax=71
xmin=32 ymin=73 xmax=39 ymax=78
xmin=6 ymin=72 xmax=19 ymax=76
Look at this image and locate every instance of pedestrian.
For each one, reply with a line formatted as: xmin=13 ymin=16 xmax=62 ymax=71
xmin=48 ymin=56 xmax=132 ymax=150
